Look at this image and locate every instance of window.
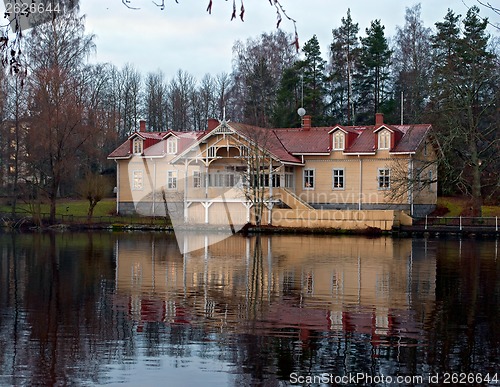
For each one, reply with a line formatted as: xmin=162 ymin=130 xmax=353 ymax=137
xmin=284 ymin=166 xmax=294 ymax=188
xmin=378 ymin=130 xmax=390 ymax=150
xmin=378 ymin=168 xmax=391 ymax=190
xmin=132 ymin=170 xmax=143 ymax=190
xmin=133 ymin=138 xmax=143 ymax=154
xmin=332 ymin=168 xmax=345 ymax=189
xmin=167 ymin=170 xmax=177 ymax=190
xmin=167 ymin=138 xmax=177 ymax=154
xmin=428 ymin=170 xmax=433 ymax=192
xmin=303 ymin=169 xmax=315 ymax=189
xmin=333 ymin=132 xmax=345 ymax=150
xmin=193 ymin=170 xmax=201 ymax=188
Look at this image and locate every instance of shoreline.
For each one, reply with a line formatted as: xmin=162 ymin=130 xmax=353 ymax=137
xmin=2 ymin=220 xmax=499 ymax=239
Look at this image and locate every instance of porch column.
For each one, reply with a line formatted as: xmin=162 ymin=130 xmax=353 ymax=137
xmin=184 ymin=159 xmax=189 ymax=221
xmin=358 ymin=156 xmax=363 ymax=211
xmin=153 ymin=160 xmax=156 ymax=216
xmin=201 ymin=201 xmax=213 ymax=224
xmin=115 ymin=161 xmax=120 ymax=214
xmin=266 ymin=202 xmax=274 ymax=225
xmin=242 ymin=202 xmax=253 ymax=223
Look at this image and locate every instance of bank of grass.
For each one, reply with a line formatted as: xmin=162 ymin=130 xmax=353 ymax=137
xmin=0 ymin=198 xmax=171 ymax=227
xmin=436 ymin=197 xmax=500 ymax=217
xmin=0 ymin=198 xmax=116 ymax=217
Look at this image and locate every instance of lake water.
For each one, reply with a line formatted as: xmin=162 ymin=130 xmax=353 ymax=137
xmin=0 ymin=232 xmax=498 ymax=386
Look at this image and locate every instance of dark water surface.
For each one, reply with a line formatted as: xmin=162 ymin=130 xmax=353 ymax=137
xmin=0 ymin=232 xmax=498 ymax=386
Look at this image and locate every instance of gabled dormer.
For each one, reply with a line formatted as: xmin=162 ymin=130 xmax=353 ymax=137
xmin=328 ymin=126 xmax=360 ymax=152
xmin=373 ymin=113 xmax=403 ymax=151
xmin=132 ymin=136 xmax=144 ymax=154
xmin=167 ymin=136 xmax=178 ymax=155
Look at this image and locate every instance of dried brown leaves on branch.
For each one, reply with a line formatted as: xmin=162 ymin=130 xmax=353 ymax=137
xmin=1 ymin=14 xmax=26 ymax=78
xmin=123 ymin=0 xmax=300 ymax=51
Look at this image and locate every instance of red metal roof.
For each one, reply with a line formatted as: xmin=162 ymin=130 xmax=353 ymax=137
xmin=108 ymin=121 xmax=432 ymax=161
xmin=273 ymin=127 xmax=332 ymax=154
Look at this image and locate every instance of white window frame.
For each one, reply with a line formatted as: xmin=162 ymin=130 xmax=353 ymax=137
xmin=193 ymin=170 xmax=201 ymax=188
xmin=303 ymin=169 xmax=315 ymax=190
xmin=132 ymin=138 xmax=143 ymax=154
xmin=378 ymin=168 xmax=391 ymax=190
xmin=132 ymin=170 xmax=143 ymax=190
xmin=333 ymin=132 xmax=345 ymax=150
xmin=332 ymin=168 xmax=345 ymax=190
xmin=378 ymin=130 xmax=390 ymax=150
xmin=167 ymin=137 xmax=178 ymax=154
xmin=167 ymin=170 xmax=177 ymax=190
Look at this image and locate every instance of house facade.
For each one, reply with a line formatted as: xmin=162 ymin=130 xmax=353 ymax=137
xmin=108 ymin=114 xmax=437 ymax=228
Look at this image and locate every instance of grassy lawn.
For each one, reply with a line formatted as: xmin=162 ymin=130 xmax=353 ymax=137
xmin=0 ymin=198 xmax=116 ymax=217
xmin=436 ymin=197 xmax=500 ymax=217
xmin=1 ymin=198 xmax=172 ymax=226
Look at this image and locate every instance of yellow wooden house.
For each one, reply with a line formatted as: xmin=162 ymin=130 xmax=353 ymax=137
xmin=108 ymin=114 xmax=438 ymax=229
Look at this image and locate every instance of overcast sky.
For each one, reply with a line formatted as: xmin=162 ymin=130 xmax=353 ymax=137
xmin=44 ymin=1 xmax=500 ymax=80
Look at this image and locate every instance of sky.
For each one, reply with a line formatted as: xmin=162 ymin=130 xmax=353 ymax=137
xmin=10 ymin=1 xmax=500 ymax=81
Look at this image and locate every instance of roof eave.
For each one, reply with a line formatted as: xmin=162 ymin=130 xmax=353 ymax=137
xmin=292 ymin=152 xmax=330 ymax=156
xmin=282 ymin=161 xmax=305 ymax=166
xmin=107 ymin=155 xmax=132 ymax=160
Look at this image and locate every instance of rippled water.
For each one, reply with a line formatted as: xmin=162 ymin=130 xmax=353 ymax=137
xmin=0 ymin=232 xmax=498 ymax=386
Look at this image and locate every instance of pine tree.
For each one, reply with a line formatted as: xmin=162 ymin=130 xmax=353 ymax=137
xmin=355 ymin=20 xmax=393 ymax=124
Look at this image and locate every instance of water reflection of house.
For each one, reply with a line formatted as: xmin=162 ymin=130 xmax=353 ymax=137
xmin=114 ymin=235 xmax=436 ymax=342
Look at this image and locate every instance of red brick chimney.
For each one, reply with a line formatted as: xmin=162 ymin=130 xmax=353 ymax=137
xmin=301 ymin=115 xmax=312 ymax=131
xmin=139 ymin=120 xmax=146 ymax=132
xmin=207 ymin=118 xmax=219 ymax=131
xmin=375 ymin=113 xmax=384 ymax=126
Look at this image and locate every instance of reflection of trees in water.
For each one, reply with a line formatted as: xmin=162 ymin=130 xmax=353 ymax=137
xmin=426 ymin=239 xmax=500 ymax=373
xmin=0 ymin=233 xmax=127 ymax=385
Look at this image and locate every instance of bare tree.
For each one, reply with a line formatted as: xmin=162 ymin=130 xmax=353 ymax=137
xmin=116 ymin=64 xmax=143 ymax=137
xmin=1 ymin=68 xmax=29 ymax=215
xmin=166 ymin=69 xmax=196 ymax=131
xmin=191 ymin=74 xmax=219 ymax=131
xmin=77 ymin=172 xmax=112 ymax=220
xmin=24 ymin=5 xmax=98 ymax=223
xmin=144 ymin=70 xmax=167 ymax=132
xmin=393 ymin=4 xmax=432 ymax=124
xmin=237 ymin=125 xmax=277 ymax=227
xmin=230 ymin=30 xmax=297 ymax=125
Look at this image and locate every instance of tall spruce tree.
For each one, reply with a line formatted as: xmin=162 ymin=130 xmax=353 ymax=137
xmin=328 ymin=9 xmax=360 ymax=125
xmin=300 ymin=35 xmax=327 ymax=125
xmin=272 ymin=64 xmax=303 ymax=128
xmin=430 ymin=7 xmax=499 ymax=214
xmin=355 ymin=20 xmax=393 ymax=124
